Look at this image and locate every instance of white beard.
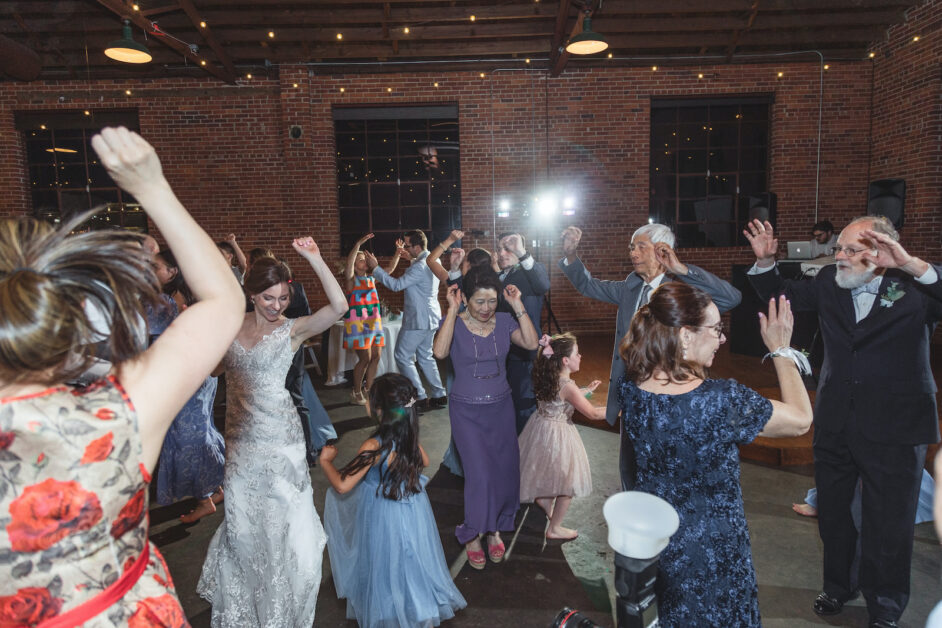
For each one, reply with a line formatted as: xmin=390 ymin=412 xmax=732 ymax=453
xmin=834 ymin=263 xmax=876 ymax=289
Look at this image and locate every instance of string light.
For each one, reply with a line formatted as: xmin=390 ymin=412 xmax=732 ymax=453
xmin=340 ymin=87 xmax=345 ymax=92
xmin=84 ymin=110 xmax=90 ymax=115
xmin=387 ymin=87 xmax=392 ymax=92
xmin=698 ymin=72 xmax=704 ymax=79
xmin=268 ymin=31 xmax=275 ymax=39
xmin=777 ymin=71 xmax=784 ymax=78
xmin=869 ymin=51 xmax=875 ymax=58
xmin=470 ymin=15 xmax=476 ymax=21
xmin=293 ymin=82 xmax=299 ymax=88
xmin=433 ymin=82 xmax=439 ymax=87
xmin=125 ymin=89 xmax=132 ymax=95
xmin=246 ymin=73 xmax=252 ymax=79
xmin=200 ymin=60 xmax=206 ymax=66
xmin=651 ymin=65 xmax=658 ymax=71
xmin=199 ymin=21 xmax=206 ymax=28
xmin=607 ymin=52 xmax=612 ymax=59
xmin=525 ymin=58 xmax=530 ymax=64
xmin=823 ymin=64 xmax=829 ymax=70
xmin=480 ymin=72 xmax=485 ymax=78
xmin=404 ymin=27 xmax=410 ymax=34
xmin=132 ymin=3 xmax=139 ymax=10
xmin=912 ymin=35 xmax=920 ymax=42
xmin=337 ymin=33 xmax=343 ymax=40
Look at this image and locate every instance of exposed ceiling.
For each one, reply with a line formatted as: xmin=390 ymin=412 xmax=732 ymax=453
xmin=0 ymin=0 xmax=920 ymax=83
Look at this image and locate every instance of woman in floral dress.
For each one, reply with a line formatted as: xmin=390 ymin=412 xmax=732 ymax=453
xmin=0 ymin=127 xmax=244 ymax=626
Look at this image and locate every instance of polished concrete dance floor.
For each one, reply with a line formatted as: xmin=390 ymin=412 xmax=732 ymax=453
xmin=149 ymin=340 xmax=941 ymax=627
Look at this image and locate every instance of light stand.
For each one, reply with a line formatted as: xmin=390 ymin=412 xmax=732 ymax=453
xmin=603 ymin=492 xmax=679 ymax=628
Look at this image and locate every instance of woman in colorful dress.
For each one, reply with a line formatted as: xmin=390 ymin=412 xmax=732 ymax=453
xmin=342 ymin=233 xmax=402 ymax=405
xmin=0 ymin=127 xmax=244 ymax=626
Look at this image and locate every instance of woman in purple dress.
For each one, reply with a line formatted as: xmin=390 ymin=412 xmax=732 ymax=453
xmin=433 ymin=268 xmax=538 ymax=569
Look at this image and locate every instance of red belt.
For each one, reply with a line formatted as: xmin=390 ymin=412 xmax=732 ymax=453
xmin=39 ymin=542 xmax=150 ymax=628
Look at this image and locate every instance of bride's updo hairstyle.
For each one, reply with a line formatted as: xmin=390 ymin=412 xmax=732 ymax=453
xmin=243 ymin=256 xmax=291 ymax=298
xmin=620 ymin=282 xmax=713 ymax=384
xmin=0 ymin=211 xmax=159 ymax=386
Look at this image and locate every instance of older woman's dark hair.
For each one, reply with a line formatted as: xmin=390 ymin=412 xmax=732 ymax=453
xmin=620 ymin=282 xmax=714 ymax=384
xmin=461 ymin=266 xmax=502 ymax=300
xmin=243 ymin=256 xmax=292 ymax=296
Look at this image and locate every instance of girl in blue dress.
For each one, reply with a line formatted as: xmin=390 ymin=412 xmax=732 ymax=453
xmin=320 ymin=373 xmax=467 ymax=628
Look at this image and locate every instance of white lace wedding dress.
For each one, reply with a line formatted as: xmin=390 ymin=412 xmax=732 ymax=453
xmin=197 ymin=318 xmax=326 ymax=627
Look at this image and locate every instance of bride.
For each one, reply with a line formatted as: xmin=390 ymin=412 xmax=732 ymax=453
xmin=197 ymin=238 xmax=347 ymax=627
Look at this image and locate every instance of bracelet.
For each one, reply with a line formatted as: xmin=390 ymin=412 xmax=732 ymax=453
xmin=517 ymin=251 xmax=531 ymax=262
xmin=514 ymin=310 xmax=526 ymax=319
xmin=761 ymin=346 xmax=811 ymax=375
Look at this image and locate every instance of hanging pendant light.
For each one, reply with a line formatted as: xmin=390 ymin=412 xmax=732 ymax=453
xmin=104 ymin=19 xmax=152 ymax=64
xmin=566 ymin=13 xmax=608 ymax=55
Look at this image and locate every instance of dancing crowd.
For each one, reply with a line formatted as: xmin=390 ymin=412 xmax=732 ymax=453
xmin=1 ymin=128 xmax=940 ymax=628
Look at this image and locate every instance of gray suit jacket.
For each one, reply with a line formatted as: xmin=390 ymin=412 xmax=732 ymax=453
xmin=373 ymin=250 xmax=441 ymax=331
xmin=558 ymin=257 xmax=742 ymax=425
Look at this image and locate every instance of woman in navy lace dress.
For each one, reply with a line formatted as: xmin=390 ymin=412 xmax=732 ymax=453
xmin=618 ymin=283 xmax=813 ymax=627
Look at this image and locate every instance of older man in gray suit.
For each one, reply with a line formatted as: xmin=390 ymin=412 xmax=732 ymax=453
xmin=558 ymin=224 xmax=742 ymax=489
xmin=367 ymin=229 xmax=447 ymax=407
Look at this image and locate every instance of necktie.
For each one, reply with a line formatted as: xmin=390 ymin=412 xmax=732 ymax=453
xmin=637 ymin=283 xmax=652 ymax=311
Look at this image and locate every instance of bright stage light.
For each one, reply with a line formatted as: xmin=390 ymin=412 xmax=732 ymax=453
xmin=499 ymin=198 xmax=511 ymax=211
xmin=563 ymin=196 xmax=576 ymax=210
xmin=535 ymin=195 xmax=558 ymax=217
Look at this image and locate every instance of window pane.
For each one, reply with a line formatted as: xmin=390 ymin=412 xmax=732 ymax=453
xmin=708 ymin=174 xmax=735 ymax=196
xmin=710 ymin=105 xmax=739 ymax=123
xmin=708 ymin=148 xmax=738 ymax=172
xmin=401 ymin=205 xmax=429 ymax=229
xmin=30 ymin=165 xmax=58 ymax=190
xmin=651 ymin=174 xmax=675 ymax=199
xmin=678 ymin=123 xmax=708 ymax=149
xmin=368 ymin=157 xmax=396 ymax=182
xmin=58 ymin=164 xmax=87 ymax=188
xmin=741 ymin=123 xmax=768 ymax=145
xmin=652 ymin=148 xmax=676 ymax=174
xmin=338 ymin=158 xmax=367 ymax=182
xmin=741 ymin=146 xmax=767 ymax=169
xmin=370 ymin=184 xmax=398 ymax=206
xmin=709 ymin=123 xmax=738 ymax=147
xmin=678 ymin=176 xmax=706 ymax=198
xmin=371 ymin=207 xmax=400 ymax=231
xmin=336 ymin=132 xmax=366 ymax=158
xmin=678 ymin=150 xmax=707 ymax=173
xmin=739 ymin=172 xmax=768 ymax=195
xmin=367 ymin=132 xmax=396 ymax=156
xmin=677 ymin=107 xmax=707 ymax=123
xmin=339 ymin=208 xmax=369 ymax=232
xmin=740 ymin=105 xmax=768 ymax=122
xmin=338 ymin=183 xmax=368 ymax=208
xmin=400 ymin=182 xmax=428 ymax=206
xmin=399 ymin=156 xmax=426 ymax=181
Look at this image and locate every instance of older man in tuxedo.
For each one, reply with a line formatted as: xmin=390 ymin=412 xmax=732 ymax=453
xmin=558 ymin=223 xmax=741 ymax=490
xmin=745 ymin=216 xmax=942 ymax=628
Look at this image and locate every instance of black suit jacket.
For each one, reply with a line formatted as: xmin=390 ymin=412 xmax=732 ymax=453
xmin=498 ymin=261 xmax=549 ymax=362
xmin=749 ymin=264 xmax=942 ymax=445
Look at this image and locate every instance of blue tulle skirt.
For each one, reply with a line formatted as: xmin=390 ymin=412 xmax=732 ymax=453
xmin=324 ymin=469 xmax=466 ymax=627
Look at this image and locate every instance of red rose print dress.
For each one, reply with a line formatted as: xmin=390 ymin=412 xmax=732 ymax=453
xmin=0 ymin=376 xmax=189 ymax=627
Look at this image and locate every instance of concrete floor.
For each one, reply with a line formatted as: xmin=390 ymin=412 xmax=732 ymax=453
xmin=150 ymin=375 xmax=941 ymax=628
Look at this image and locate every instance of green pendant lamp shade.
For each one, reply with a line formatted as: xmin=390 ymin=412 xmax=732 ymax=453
xmin=566 ymin=16 xmax=609 ymax=55
xmin=104 ymin=20 xmax=152 ymax=64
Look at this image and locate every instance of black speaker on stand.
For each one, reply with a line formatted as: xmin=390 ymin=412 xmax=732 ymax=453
xmin=867 ymin=178 xmax=905 ymax=230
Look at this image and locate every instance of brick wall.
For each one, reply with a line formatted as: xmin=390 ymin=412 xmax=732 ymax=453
xmin=1 ymin=1 xmax=938 ymax=335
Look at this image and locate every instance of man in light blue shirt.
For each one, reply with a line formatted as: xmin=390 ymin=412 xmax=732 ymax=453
xmin=368 ymin=230 xmax=446 ymax=406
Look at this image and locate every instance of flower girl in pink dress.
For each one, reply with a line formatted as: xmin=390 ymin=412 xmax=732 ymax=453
xmin=518 ymin=333 xmax=607 ymax=541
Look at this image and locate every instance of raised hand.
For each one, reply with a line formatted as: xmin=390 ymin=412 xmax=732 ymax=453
xmin=584 ymin=380 xmax=602 ymax=393
xmin=397 ymin=247 xmax=412 ymax=261
xmin=356 ymin=233 xmax=375 ymax=246
xmin=449 ymin=247 xmax=466 ymax=271
xmin=292 ymin=236 xmax=320 ymax=259
xmin=319 ymin=445 xmax=338 ymax=464
xmin=743 ymin=219 xmax=778 ymax=266
xmin=448 ymin=229 xmax=465 ymax=243
xmin=225 ymin=233 xmax=238 ymax=244
xmin=395 ymin=238 xmax=405 ymax=250
xmin=561 ymin=226 xmax=582 ymax=259
xmin=759 ymin=295 xmax=793 ymax=352
xmin=445 ymin=284 xmax=462 ymax=310
xmin=860 ymin=228 xmax=927 ymax=275
xmin=654 ymin=243 xmax=688 ymax=276
xmin=500 ymin=233 xmax=526 ymax=257
xmin=363 ymin=250 xmax=379 ymax=270
xmin=91 ymin=127 xmax=166 ymax=198
xmin=503 ymin=283 xmax=522 ymax=305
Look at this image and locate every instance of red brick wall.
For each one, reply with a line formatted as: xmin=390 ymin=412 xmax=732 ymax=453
xmin=1 ymin=4 xmax=937 ymax=334
xmin=870 ymin=0 xmax=941 ymax=263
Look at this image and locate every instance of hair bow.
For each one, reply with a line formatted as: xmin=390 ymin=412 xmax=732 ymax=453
xmin=404 ymin=397 xmax=417 ymax=408
xmin=538 ymin=334 xmax=554 ymax=357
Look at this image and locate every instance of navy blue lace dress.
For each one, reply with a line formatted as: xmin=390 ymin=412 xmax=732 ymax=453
xmin=619 ymin=378 xmax=773 ymax=628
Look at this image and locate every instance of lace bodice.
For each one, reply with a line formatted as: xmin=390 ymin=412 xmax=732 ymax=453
xmin=222 ymin=318 xmax=302 ymax=447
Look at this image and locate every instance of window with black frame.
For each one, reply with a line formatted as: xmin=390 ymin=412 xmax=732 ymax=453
xmin=649 ymin=97 xmax=772 ymax=247
xmin=16 ymin=110 xmax=145 ymax=232
xmin=334 ymin=105 xmax=461 ymax=255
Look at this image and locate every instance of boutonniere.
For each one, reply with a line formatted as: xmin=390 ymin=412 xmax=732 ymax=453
xmin=880 ymin=281 xmax=905 ymax=308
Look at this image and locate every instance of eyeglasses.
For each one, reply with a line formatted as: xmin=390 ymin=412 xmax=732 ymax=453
xmin=829 ymin=246 xmax=870 ymax=257
xmin=698 ymin=322 xmax=726 ymax=338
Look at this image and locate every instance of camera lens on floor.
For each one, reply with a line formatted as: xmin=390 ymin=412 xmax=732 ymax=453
xmin=551 ymin=607 xmax=602 ymax=628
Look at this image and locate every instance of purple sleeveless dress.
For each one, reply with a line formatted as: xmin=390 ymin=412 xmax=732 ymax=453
xmin=449 ymin=312 xmax=520 ymax=544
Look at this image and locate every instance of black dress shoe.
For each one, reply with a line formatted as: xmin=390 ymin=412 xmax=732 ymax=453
xmin=429 ymin=396 xmax=448 ymax=408
xmin=869 ymin=619 xmax=898 ymax=628
xmin=414 ymin=399 xmax=431 ymax=413
xmin=813 ymin=591 xmax=858 ymax=616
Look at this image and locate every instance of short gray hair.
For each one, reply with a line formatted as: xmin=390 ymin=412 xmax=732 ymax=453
xmin=632 ymin=223 xmax=676 ymax=248
xmin=846 ymin=215 xmax=899 ymax=242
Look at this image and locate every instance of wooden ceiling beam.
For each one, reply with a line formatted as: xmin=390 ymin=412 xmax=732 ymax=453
xmin=725 ymin=0 xmax=760 ymax=62
xmin=94 ymin=0 xmax=235 ymax=83
xmin=548 ymin=0 xmax=574 ymax=76
xmin=175 ymin=0 xmax=237 ymax=78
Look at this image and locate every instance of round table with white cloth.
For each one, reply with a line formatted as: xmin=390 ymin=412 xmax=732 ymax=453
xmin=325 ymin=317 xmax=401 ymax=385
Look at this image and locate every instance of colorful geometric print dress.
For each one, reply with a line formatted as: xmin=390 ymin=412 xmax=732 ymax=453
xmin=343 ymin=275 xmax=385 ymax=350
xmin=0 ymin=376 xmax=189 ymax=627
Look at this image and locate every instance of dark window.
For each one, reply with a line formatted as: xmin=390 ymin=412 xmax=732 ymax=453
xmin=649 ymin=97 xmax=772 ymax=247
xmin=16 ymin=111 xmax=145 ymax=232
xmin=333 ymin=106 xmax=460 ymax=254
